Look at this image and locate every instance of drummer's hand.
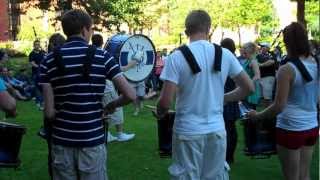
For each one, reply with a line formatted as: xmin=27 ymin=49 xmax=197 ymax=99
xmin=104 ymin=103 xmax=116 ymax=115
xmin=246 ymin=110 xmax=258 ymax=121
xmin=154 ymin=107 xmax=168 ymax=119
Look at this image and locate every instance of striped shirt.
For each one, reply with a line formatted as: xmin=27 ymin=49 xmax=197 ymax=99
xmin=39 ymin=36 xmax=122 ymax=147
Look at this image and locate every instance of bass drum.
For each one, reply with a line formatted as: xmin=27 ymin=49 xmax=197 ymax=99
xmin=104 ymin=34 xmax=156 ymax=82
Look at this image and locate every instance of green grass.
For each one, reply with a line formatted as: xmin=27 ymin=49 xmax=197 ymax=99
xmin=0 ymin=100 xmax=318 ymax=180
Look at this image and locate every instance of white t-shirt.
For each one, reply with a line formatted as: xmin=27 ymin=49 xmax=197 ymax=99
xmin=160 ymin=40 xmax=243 ymax=135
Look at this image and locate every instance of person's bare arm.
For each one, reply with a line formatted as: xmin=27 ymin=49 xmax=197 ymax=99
xmin=247 ymin=64 xmax=293 ymax=120
xmin=259 ymin=59 xmax=274 ymax=67
xmin=104 ymin=75 xmax=136 ymax=114
xmin=0 ymin=91 xmax=16 ymax=117
xmin=251 ymin=60 xmax=261 ymax=81
xmin=42 ymin=84 xmax=55 ymax=121
xmin=224 ymin=71 xmax=254 ymax=104
xmin=156 ymin=80 xmax=177 ymax=118
xmin=120 ymin=61 xmax=136 ymax=72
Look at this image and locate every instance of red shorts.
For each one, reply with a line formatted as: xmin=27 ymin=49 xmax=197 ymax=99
xmin=276 ymin=127 xmax=319 ymax=149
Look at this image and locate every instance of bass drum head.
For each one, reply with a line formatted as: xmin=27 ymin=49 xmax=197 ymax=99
xmin=118 ymin=34 xmax=156 ymax=82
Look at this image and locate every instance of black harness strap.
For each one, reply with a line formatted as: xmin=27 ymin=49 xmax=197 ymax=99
xmin=53 ymin=46 xmax=65 ymax=73
xmin=50 ymin=45 xmax=97 ymax=179
xmin=213 ymin=43 xmax=222 ymax=72
xmin=178 ymin=44 xmax=222 ymax=74
xmin=178 ymin=45 xmax=201 ymax=74
xmin=287 ymin=58 xmax=313 ymax=82
xmin=83 ymin=45 xmax=97 ymax=79
xmin=53 ymin=45 xmax=97 ymax=79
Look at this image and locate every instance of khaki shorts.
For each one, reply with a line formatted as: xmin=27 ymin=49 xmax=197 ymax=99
xmin=51 ymin=144 xmax=107 ymax=180
xmin=102 ymin=91 xmax=124 ymax=126
xmin=169 ymin=131 xmax=229 ymax=180
xmin=129 ymin=81 xmax=145 ymax=97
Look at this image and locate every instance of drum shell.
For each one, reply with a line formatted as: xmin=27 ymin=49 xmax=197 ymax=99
xmin=104 ymin=34 xmax=130 ymax=61
xmin=243 ymin=118 xmax=276 ymax=156
xmin=157 ymin=112 xmax=175 ymax=157
xmin=0 ymin=122 xmax=26 ymax=167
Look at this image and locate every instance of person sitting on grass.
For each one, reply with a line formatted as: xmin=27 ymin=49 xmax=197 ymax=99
xmin=0 ymin=49 xmax=16 ymax=117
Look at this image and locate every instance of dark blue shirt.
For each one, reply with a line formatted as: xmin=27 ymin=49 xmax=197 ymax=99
xmin=39 ymin=37 xmax=122 ymax=147
xmin=29 ymin=50 xmax=45 ymax=75
xmin=223 ymin=77 xmax=240 ymax=121
xmin=256 ymin=52 xmax=275 ymax=77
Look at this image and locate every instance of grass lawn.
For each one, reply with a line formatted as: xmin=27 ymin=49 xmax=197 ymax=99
xmin=0 ymin=100 xmax=318 ymax=180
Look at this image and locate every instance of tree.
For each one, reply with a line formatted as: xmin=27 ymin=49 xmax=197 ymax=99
xmin=17 ymin=0 xmax=147 ymax=32
xmin=290 ymin=0 xmax=319 ymax=29
xmin=221 ymin=0 xmax=278 ymax=46
xmin=305 ymin=1 xmax=320 ymax=39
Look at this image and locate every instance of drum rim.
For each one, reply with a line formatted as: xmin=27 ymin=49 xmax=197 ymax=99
xmin=0 ymin=121 xmax=26 ymax=129
xmin=106 ymin=33 xmax=156 ymax=83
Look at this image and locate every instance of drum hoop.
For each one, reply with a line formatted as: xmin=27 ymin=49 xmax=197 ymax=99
xmin=0 ymin=121 xmax=26 ymax=129
xmin=118 ymin=34 xmax=156 ymax=83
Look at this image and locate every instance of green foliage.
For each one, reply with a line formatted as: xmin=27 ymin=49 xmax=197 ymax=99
xmin=17 ymin=9 xmax=55 ymax=41
xmin=306 ymin=1 xmax=320 ymax=40
xmin=0 ymin=42 xmax=30 ymax=57
xmin=17 ymin=0 xmax=149 ymax=33
xmin=2 ymin=57 xmax=30 ymax=75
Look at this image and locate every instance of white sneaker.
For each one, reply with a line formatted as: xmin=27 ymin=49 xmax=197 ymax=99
xmin=116 ymin=132 xmax=135 ymax=142
xmin=107 ymin=132 xmax=118 ymax=143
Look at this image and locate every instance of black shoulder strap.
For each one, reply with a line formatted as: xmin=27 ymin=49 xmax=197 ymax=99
xmin=178 ymin=45 xmax=201 ymax=74
xmin=213 ymin=43 xmax=222 ymax=72
xmin=178 ymin=44 xmax=222 ymax=74
xmin=286 ymin=57 xmax=313 ymax=82
xmin=53 ymin=46 xmax=65 ymax=73
xmin=83 ymin=45 xmax=96 ymax=79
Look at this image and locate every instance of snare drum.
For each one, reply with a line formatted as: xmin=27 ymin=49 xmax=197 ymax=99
xmin=242 ymin=118 xmax=276 ymax=158
xmin=0 ymin=121 xmax=26 ymax=168
xmin=157 ymin=112 xmax=175 ymax=158
xmin=104 ymin=34 xmax=156 ymax=82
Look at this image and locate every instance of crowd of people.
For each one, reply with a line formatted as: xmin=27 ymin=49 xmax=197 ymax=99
xmin=0 ymin=8 xmax=319 ymax=180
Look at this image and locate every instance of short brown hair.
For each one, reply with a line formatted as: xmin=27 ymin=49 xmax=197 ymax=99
xmin=283 ymin=22 xmax=310 ymax=58
xmin=61 ymin=9 xmax=92 ymax=37
xmin=91 ymin=34 xmax=104 ymax=47
xmin=185 ymin=10 xmax=211 ymax=36
xmin=221 ymin=38 xmax=236 ymax=54
xmin=48 ymin=33 xmax=66 ymax=52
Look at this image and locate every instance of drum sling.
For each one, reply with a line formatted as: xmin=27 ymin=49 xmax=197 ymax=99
xmin=156 ymin=44 xmax=222 ymax=158
xmin=48 ymin=45 xmax=99 ymax=178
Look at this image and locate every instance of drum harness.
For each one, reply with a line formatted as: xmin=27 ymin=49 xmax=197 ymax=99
xmin=48 ymin=44 xmax=100 ymax=179
xmin=177 ymin=43 xmax=222 ymax=74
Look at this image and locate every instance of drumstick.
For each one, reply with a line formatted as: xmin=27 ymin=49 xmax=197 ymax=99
xmin=129 ymin=42 xmax=135 ymax=52
xmin=145 ymin=105 xmax=175 ymax=113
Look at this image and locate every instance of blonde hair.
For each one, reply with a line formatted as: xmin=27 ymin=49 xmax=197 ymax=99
xmin=242 ymin=42 xmax=258 ymax=56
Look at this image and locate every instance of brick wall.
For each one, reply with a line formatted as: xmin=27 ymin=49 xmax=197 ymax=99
xmin=0 ymin=0 xmax=10 ymax=41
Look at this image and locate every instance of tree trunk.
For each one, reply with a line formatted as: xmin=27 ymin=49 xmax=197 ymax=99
xmin=237 ymin=25 xmax=241 ymax=47
xmin=297 ymin=0 xmax=306 ymax=29
xmin=221 ymin=31 xmax=225 ymax=42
